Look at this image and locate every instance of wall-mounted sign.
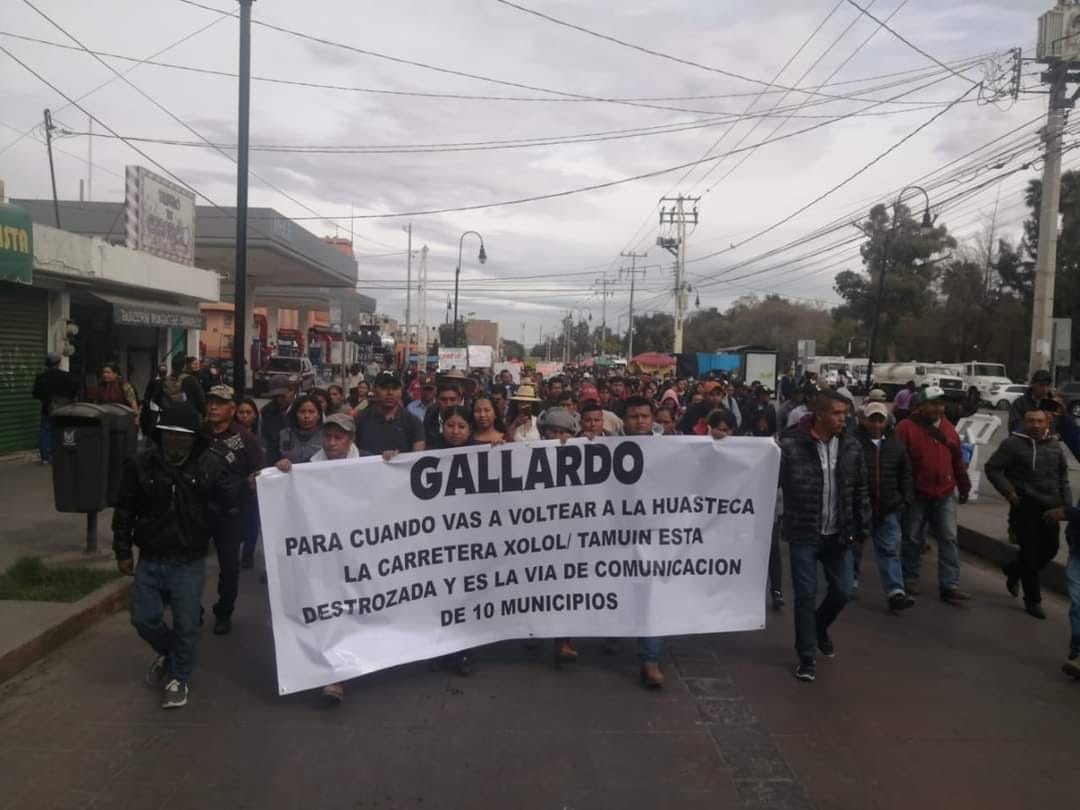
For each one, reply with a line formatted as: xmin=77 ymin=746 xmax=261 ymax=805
xmin=113 ymin=303 xmax=205 ymax=330
xmin=0 ymin=201 xmax=33 ymax=283
xmin=124 ymin=166 xmax=195 ymax=265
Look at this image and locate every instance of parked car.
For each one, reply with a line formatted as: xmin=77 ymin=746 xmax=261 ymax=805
xmin=988 ymin=383 xmax=1029 ymax=411
xmin=253 ymin=356 xmax=315 ymax=396
xmin=1061 ymin=381 xmax=1080 ymax=418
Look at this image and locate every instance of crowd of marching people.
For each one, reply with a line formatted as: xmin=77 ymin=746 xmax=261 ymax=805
xmin=94 ymin=353 xmax=1080 ymax=709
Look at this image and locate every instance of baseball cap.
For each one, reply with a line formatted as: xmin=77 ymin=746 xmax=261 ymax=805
xmin=1031 ymin=369 xmax=1052 ymax=384
xmin=540 ymin=408 xmax=577 ymax=434
xmin=323 ymin=412 xmax=355 ymax=433
xmin=269 ymin=379 xmax=290 ymax=395
xmin=373 ymin=371 xmax=402 ymax=388
xmin=207 ymin=384 xmax=235 ymax=401
xmin=863 ymin=402 xmax=889 ymax=419
xmin=914 ymin=385 xmax=945 ymax=405
xmin=157 ymin=404 xmax=200 ymax=434
xmin=867 ymin=388 xmax=888 ymax=402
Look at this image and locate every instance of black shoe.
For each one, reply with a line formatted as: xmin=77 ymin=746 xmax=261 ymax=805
xmin=940 ymin=588 xmax=972 ymax=604
xmin=888 ymin=592 xmax=915 ymax=611
xmin=817 ymin=632 xmax=835 ymax=658
xmin=240 ymin=555 xmax=255 ymax=570
xmin=1004 ymin=569 xmax=1019 ymax=598
xmin=1063 ymin=657 xmax=1080 ymax=679
xmin=770 ymin=589 xmax=785 ymax=610
xmin=456 ymin=654 xmax=473 ymax=677
xmin=794 ymin=659 xmax=816 ymax=682
xmin=198 ymin=606 xmax=205 ymax=628
xmin=213 ymin=615 xmax=232 ymax=635
xmin=1024 ymin=602 xmax=1047 ymax=620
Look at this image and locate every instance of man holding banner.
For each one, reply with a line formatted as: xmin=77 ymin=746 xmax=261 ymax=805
xmin=256 ymin=404 xmax=780 ymax=696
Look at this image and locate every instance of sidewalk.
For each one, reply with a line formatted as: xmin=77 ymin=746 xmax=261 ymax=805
xmin=0 ymin=459 xmax=123 ymax=684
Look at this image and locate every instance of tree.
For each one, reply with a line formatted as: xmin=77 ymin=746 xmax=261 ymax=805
xmin=501 ymin=339 xmax=525 ymax=361
xmin=834 ymin=203 xmax=956 ymax=361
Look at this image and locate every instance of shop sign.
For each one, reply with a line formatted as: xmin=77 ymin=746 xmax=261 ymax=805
xmin=0 ymin=201 xmax=33 ymax=283
xmin=114 ymin=303 xmax=205 ymax=330
xmin=124 ymin=166 xmax=196 ymax=265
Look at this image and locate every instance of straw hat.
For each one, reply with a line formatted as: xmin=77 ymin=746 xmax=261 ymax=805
xmin=510 ymin=383 xmax=542 ymax=402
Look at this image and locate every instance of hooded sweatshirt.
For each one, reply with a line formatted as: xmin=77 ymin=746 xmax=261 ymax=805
xmin=984 ymin=430 xmax=1071 ymax=510
xmin=895 ymin=414 xmax=971 ymax=500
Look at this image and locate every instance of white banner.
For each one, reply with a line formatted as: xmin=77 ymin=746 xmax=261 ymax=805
xmin=438 ymin=347 xmax=467 ymax=371
xmin=494 ymin=361 xmax=523 ymax=383
xmin=256 ymin=436 xmax=780 ymax=695
xmin=468 ymin=344 xmax=493 ymax=368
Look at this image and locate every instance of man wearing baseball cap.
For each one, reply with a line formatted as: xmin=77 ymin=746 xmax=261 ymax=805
xmin=113 ymin=404 xmax=238 ymax=709
xmin=896 ymin=386 xmax=972 ymax=603
xmin=354 ymin=371 xmax=425 ymax=455
xmin=201 ymin=385 xmax=266 ymax=633
xmin=855 ymin=402 xmax=915 ymax=611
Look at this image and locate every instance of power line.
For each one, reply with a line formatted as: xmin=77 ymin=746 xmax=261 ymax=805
xmin=174 ymin=0 xmax=967 ymax=111
xmin=0 ymin=14 xmax=229 ymax=158
xmin=0 ymin=29 xmax=996 ymax=107
xmin=18 ymin=0 xmax=398 ymax=251
xmin=843 ymin=0 xmax=979 ymax=86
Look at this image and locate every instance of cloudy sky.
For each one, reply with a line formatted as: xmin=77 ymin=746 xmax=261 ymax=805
xmin=0 ymin=0 xmax=1058 ymax=347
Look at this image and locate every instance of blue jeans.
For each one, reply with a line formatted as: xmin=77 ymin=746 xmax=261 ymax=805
xmin=789 ymin=538 xmax=852 ymax=662
xmin=39 ymin=416 xmax=52 ymax=462
xmin=871 ymin=513 xmax=905 ymax=596
xmin=1068 ymin=549 xmax=1080 ymax=659
xmin=130 ymin=558 xmax=206 ymax=683
xmin=902 ymin=495 xmax=960 ymax=591
xmin=638 ymin=636 xmax=661 ymax=663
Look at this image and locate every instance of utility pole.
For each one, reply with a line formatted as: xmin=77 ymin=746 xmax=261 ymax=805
xmin=620 ymin=252 xmax=647 ymax=359
xmin=658 ymin=196 xmax=699 ymax=354
xmin=403 ymin=223 xmax=412 ymax=366
xmin=593 ymin=274 xmax=614 ymax=356
xmin=231 ymin=0 xmax=255 ymax=397
xmin=43 ymin=109 xmax=61 ymax=228
xmin=1029 ymin=59 xmax=1071 ymax=376
xmin=416 ymin=245 xmax=429 ymax=363
xmin=86 ymin=116 xmax=92 ymax=202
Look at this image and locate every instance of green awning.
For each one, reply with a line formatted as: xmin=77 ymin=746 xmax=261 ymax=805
xmin=0 ymin=202 xmax=33 ymax=284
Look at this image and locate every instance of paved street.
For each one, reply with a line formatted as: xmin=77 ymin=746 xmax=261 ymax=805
xmin=2 ymin=543 xmax=1078 ymax=810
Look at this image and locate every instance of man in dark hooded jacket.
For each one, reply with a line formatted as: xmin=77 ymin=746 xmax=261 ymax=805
xmin=112 ymin=405 xmax=237 ymax=709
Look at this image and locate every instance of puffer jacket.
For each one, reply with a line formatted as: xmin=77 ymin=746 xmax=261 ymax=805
xmin=112 ymin=442 xmax=233 ymax=564
xmin=984 ymin=431 xmax=1072 ymax=510
xmin=779 ymin=417 xmax=871 ymax=545
xmin=855 ymin=426 xmax=913 ymax=521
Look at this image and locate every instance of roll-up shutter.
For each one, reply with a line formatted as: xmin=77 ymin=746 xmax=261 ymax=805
xmin=0 ymin=284 xmax=48 ymax=454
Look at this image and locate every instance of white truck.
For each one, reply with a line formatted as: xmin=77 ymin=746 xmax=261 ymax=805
xmin=941 ymin=361 xmax=1013 ymax=400
xmin=873 ymin=362 xmax=965 ymax=400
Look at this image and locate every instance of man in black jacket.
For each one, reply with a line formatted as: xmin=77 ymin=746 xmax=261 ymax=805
xmin=112 ymin=405 xmax=232 ymax=709
xmin=31 ymin=353 xmax=77 ymax=463
xmin=779 ymin=390 xmax=871 ymax=683
xmin=985 ymin=408 xmax=1072 ymax=619
xmin=854 ymin=403 xmax=915 ymax=611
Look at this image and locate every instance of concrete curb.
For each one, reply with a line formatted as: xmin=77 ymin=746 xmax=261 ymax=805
xmin=0 ymin=577 xmax=131 ymax=685
xmin=958 ymin=525 xmax=1068 ymax=596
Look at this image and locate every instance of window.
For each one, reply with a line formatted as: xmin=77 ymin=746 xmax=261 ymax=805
xmin=223 ymin=313 xmax=234 ymax=329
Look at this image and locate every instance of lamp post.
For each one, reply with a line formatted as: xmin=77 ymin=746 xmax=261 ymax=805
xmin=453 ymin=231 xmax=486 ymax=347
xmin=862 ymin=185 xmax=933 ymax=393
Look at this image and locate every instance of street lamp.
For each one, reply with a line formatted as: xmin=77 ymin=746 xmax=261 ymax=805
xmin=453 ymin=231 xmax=486 ymax=347
xmin=862 ymin=185 xmax=934 ymax=392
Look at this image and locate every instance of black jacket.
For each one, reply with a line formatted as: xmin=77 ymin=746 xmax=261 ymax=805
xmin=111 ymin=442 xmax=235 ymax=563
xmin=779 ymin=418 xmax=871 ymax=545
xmin=985 ymin=431 xmax=1072 ymax=510
xmin=260 ymin=400 xmax=290 ymax=460
xmin=32 ymin=368 xmax=78 ymax=417
xmin=855 ymin=426 xmax=913 ymax=521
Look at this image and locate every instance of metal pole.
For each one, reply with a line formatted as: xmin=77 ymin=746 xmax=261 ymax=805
xmin=404 ymin=223 xmax=412 ymax=366
xmin=1029 ymin=64 xmax=1067 ymax=377
xmin=231 ymin=0 xmax=254 ymax=398
xmin=43 ymin=109 xmax=61 ymax=228
xmin=865 ymin=231 xmax=891 ymax=393
xmin=628 ymin=271 xmax=637 ymax=359
xmin=87 ymin=115 xmax=93 ymax=202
